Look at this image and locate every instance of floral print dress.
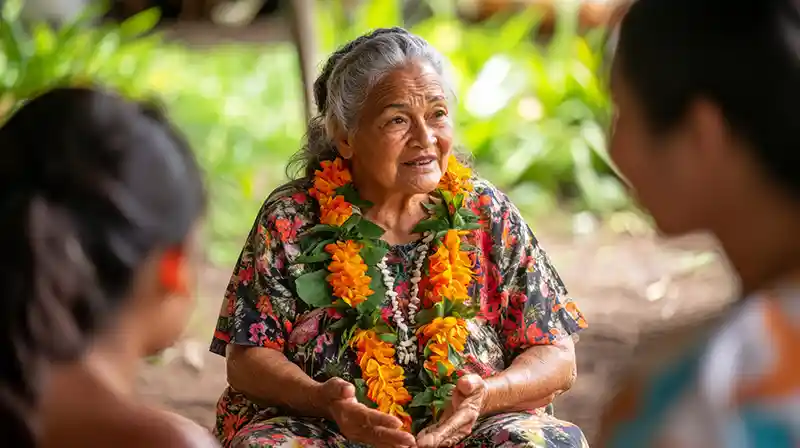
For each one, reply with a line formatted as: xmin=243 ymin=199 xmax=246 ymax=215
xmin=209 ymin=178 xmax=589 ymax=448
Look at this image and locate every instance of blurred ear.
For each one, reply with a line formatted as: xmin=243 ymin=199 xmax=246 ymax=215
xmin=685 ymin=98 xmax=729 ymax=165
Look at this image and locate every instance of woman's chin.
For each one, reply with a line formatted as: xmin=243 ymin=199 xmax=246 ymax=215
xmin=396 ymin=170 xmax=442 ymax=194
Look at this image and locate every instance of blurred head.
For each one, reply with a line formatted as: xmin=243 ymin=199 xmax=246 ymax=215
xmin=0 ymin=87 xmax=206 ymax=444
xmin=290 ymin=28 xmax=457 ymax=199
xmin=609 ymin=0 xmax=800 ymax=235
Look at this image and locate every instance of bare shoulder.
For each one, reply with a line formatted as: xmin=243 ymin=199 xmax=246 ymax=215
xmin=71 ymin=405 xmax=219 ymax=448
xmin=122 ymin=407 xmax=220 ymax=448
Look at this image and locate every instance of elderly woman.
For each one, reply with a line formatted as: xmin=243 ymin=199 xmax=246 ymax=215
xmin=210 ymin=28 xmax=588 ymax=448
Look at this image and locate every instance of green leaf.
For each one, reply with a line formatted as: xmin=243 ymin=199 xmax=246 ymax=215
xmin=356 ymin=219 xmax=385 ymax=239
xmin=310 ymin=238 xmax=337 ymax=254
xmin=356 ymin=266 xmax=386 ymax=313
xmin=412 ymin=218 xmax=450 ymax=234
xmin=458 ymin=208 xmax=479 ymax=222
xmin=415 ymin=308 xmax=438 ymax=327
xmin=329 ymin=316 xmax=355 ymax=332
xmin=354 ymin=379 xmax=375 ymax=407
xmin=336 ymin=184 xmax=373 ymax=209
xmin=443 ymin=298 xmax=455 ymax=315
xmin=447 ymin=345 xmax=462 ymax=372
xmin=378 ymin=332 xmax=397 ymax=343
xmin=361 ymin=244 xmax=389 ymax=266
xmin=436 ymin=361 xmax=448 ymax=378
xmin=119 ymin=8 xmax=161 ymax=39
xmin=437 ymin=383 xmax=456 ymax=399
xmin=439 ymin=189 xmax=454 ymax=204
xmin=432 ymin=399 xmax=446 ymax=411
xmin=453 ymin=212 xmax=465 ymax=228
xmin=454 ymin=193 xmax=465 ymax=209
xmin=434 ymin=301 xmax=445 ymax=318
xmin=295 ymin=270 xmax=332 ymax=307
xmin=424 ymin=341 xmax=433 ymax=358
xmin=303 ymin=224 xmax=339 ymax=237
xmin=410 ymin=389 xmax=435 ymax=407
xmin=341 ymin=214 xmax=361 ymax=232
xmin=292 ymin=251 xmax=332 ymax=264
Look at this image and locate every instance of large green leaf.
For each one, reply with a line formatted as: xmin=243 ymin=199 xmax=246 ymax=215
xmin=295 ymin=269 xmax=332 ymax=307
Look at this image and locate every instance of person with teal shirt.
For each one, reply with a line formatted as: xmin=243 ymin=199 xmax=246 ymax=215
xmin=598 ymin=0 xmax=800 ymax=446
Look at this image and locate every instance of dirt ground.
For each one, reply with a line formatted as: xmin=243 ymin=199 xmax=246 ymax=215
xmin=135 ymin=224 xmax=735 ymax=445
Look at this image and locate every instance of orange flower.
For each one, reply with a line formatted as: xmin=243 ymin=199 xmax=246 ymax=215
xmin=419 ymin=316 xmax=469 ymax=352
xmin=325 ymin=241 xmax=373 ymax=307
xmin=438 ymin=155 xmax=473 ymax=197
xmin=319 ymin=194 xmax=353 ymax=227
xmin=423 ymin=341 xmax=457 ymax=376
xmin=390 ymin=404 xmax=413 ymax=432
xmin=351 ymin=329 xmax=411 ymax=431
xmin=427 ymin=230 xmax=474 ymax=304
xmin=309 ymin=158 xmax=353 ymax=199
xmin=354 ymin=335 xmax=396 ymax=372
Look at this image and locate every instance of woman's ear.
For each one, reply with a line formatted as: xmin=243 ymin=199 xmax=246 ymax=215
xmin=334 ymin=130 xmax=354 ymax=160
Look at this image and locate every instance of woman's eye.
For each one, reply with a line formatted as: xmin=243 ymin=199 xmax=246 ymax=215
xmin=389 ymin=117 xmax=406 ymax=125
xmin=433 ymin=109 xmax=448 ymax=119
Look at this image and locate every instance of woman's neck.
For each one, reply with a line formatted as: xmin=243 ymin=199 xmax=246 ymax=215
xmin=713 ymin=194 xmax=800 ymax=297
xmin=366 ymin=194 xmax=429 ymax=245
xmin=352 ymin=174 xmax=430 ymax=244
xmin=76 ymin=331 xmax=144 ymax=397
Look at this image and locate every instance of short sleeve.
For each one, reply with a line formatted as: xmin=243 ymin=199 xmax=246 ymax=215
xmin=478 ymin=182 xmax=588 ymax=361
xmin=209 ymin=193 xmax=312 ymax=356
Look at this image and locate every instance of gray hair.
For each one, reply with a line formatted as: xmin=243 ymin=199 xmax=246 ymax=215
xmin=278 ymin=27 xmax=456 ymax=197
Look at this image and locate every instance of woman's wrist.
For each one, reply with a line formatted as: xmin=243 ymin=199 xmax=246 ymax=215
xmin=480 ymin=374 xmax=511 ymax=416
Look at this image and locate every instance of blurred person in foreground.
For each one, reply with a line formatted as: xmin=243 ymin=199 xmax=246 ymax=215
xmin=599 ymin=0 xmax=800 ymax=446
xmin=209 ymin=27 xmax=589 ymax=448
xmin=0 ymin=87 xmax=216 ymax=447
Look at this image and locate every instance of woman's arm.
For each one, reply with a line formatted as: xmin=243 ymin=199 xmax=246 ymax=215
xmin=481 ymin=335 xmax=577 ymax=416
xmin=227 ymin=345 xmax=417 ymax=447
xmin=226 ymin=345 xmax=330 ymax=418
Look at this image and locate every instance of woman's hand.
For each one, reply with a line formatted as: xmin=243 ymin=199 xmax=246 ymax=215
xmin=321 ymin=377 xmax=417 ymax=448
xmin=416 ymin=375 xmax=488 ymax=448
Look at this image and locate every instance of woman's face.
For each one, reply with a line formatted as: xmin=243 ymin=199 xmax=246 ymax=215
xmin=336 ymin=61 xmax=454 ymax=197
xmin=134 ymin=225 xmax=203 ymax=356
xmin=608 ymin=65 xmax=736 ymax=236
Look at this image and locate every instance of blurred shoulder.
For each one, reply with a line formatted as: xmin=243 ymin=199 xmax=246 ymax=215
xmin=119 ymin=407 xmax=219 ymax=448
xmin=43 ymin=401 xmax=219 ymax=448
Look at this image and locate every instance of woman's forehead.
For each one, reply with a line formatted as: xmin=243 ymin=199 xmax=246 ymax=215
xmin=368 ymin=63 xmax=447 ymax=107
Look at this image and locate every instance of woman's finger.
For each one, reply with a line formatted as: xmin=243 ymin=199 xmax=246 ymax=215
xmin=359 ymin=405 xmax=404 ymax=429
xmin=371 ymin=426 xmax=417 ymax=447
xmin=417 ymin=406 xmax=476 ymax=447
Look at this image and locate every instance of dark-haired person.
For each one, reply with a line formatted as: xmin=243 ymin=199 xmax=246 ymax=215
xmin=0 ymin=87 xmax=217 ymax=447
xmin=598 ymin=0 xmax=800 ymax=446
xmin=209 ymin=27 xmax=589 ymax=448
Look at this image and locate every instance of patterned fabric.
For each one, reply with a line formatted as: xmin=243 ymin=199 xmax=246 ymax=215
xmin=209 ymin=178 xmax=588 ymax=447
xmin=602 ymin=285 xmax=800 ymax=448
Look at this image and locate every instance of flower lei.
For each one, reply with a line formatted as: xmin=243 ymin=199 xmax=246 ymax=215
xmin=294 ymin=155 xmax=480 ymax=433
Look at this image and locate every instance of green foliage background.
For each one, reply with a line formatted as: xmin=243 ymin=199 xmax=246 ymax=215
xmin=0 ymin=0 xmax=623 ymax=266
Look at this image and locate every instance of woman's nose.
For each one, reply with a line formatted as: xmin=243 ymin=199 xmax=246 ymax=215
xmin=412 ymin=123 xmax=437 ymax=148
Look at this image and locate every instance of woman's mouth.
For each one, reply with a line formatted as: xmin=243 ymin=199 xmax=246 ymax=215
xmin=403 ymin=156 xmax=436 ymax=167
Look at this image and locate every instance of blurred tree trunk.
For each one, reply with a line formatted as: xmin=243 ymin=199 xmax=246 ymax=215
xmin=288 ymin=0 xmax=317 ymax=122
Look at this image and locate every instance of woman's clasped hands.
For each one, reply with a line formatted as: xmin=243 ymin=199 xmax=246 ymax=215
xmin=323 ymin=375 xmax=488 ymax=448
xmin=322 ymin=378 xmax=416 ymax=448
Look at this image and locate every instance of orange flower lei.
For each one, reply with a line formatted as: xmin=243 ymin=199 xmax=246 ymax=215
xmin=296 ymin=155 xmax=480 ymax=432
xmin=305 ymin=158 xmax=413 ymax=429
